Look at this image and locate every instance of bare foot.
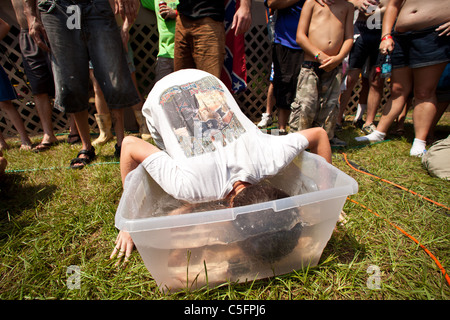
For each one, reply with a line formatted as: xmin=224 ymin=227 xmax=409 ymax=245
xmin=20 ymin=143 xmax=32 ymax=151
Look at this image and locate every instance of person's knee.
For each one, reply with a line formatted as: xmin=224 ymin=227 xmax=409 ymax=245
xmin=121 ymin=136 xmax=139 ymax=152
xmin=391 ymin=82 xmax=410 ymax=99
xmin=301 ymin=127 xmax=328 ymax=145
xmin=414 ymin=86 xmax=436 ymax=102
xmin=346 ymin=71 xmax=360 ymax=87
xmin=370 ymin=76 xmax=384 ymax=91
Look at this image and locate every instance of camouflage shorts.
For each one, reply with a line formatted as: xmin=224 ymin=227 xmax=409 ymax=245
xmin=289 ymin=64 xmax=342 ymax=139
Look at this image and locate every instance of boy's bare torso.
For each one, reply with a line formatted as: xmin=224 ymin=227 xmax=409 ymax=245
xmin=396 ymin=0 xmax=450 ymax=32
xmin=305 ymin=0 xmax=353 ymax=60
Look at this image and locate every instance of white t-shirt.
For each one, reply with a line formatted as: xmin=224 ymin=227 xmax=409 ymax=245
xmin=141 ymin=69 xmax=309 ymax=202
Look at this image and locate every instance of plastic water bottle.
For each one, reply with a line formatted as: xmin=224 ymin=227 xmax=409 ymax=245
xmin=381 ymin=54 xmax=392 ymax=78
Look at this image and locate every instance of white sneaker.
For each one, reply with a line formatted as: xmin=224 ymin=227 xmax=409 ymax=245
xmin=257 ymin=113 xmax=273 ymax=128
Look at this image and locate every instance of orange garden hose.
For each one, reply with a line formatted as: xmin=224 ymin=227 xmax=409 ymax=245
xmin=342 ymin=153 xmax=450 ymax=211
xmin=342 ymin=153 xmax=450 ymax=287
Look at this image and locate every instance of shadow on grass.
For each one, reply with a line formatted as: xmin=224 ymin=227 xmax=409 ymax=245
xmin=320 ymin=227 xmax=366 ymax=265
xmin=0 ymin=173 xmax=57 ymax=239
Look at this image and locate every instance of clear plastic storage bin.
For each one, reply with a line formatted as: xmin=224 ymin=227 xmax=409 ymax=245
xmin=115 ymin=151 xmax=358 ymax=292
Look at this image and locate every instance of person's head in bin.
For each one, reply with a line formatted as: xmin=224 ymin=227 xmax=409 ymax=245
xmin=111 ymin=127 xmax=330 ymax=265
xmin=110 ymin=70 xmax=332 ymax=266
xmin=145 ymin=181 xmax=303 ymax=265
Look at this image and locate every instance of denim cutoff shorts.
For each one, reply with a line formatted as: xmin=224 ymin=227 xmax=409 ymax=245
xmin=391 ymin=24 xmax=450 ymax=69
xmin=38 ymin=0 xmax=140 ymax=113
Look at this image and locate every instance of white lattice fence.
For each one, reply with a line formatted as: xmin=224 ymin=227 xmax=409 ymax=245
xmin=1 ymin=22 xmax=389 ymax=138
xmin=0 ymin=25 xmax=98 ymax=137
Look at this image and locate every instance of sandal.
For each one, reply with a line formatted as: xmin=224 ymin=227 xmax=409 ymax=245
xmin=67 ymin=133 xmax=81 ymax=144
xmin=70 ymin=146 xmax=96 ymax=169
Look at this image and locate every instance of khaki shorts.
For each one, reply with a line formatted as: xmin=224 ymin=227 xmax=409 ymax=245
xmin=289 ymin=62 xmax=342 ymax=139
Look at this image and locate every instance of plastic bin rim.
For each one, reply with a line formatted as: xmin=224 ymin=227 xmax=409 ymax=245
xmin=116 ymin=177 xmax=358 ymax=233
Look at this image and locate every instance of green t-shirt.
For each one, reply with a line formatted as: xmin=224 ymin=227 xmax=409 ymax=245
xmin=141 ymin=0 xmax=179 ymax=59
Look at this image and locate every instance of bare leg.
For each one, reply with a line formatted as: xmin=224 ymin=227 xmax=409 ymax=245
xmin=266 ymin=82 xmax=275 ymax=116
xmin=411 ymin=63 xmax=447 ymax=141
xmin=354 ymin=76 xmax=369 ymax=123
xmin=0 ymin=100 xmax=32 ymax=149
xmin=33 ymin=93 xmax=57 ymax=144
xmin=356 ymin=67 xmax=413 ymax=142
xmin=364 ymin=67 xmax=384 ymax=127
xmin=428 ymin=101 xmax=449 ymax=142
xmin=338 ymin=69 xmax=361 ymax=126
xmin=278 ymin=108 xmax=291 ymax=131
xmin=111 ymin=108 xmax=125 ymax=147
xmin=90 ymin=70 xmax=114 ymax=146
xmin=0 ymin=130 xmax=8 ymax=150
xmin=393 ymin=96 xmax=413 ymax=135
xmin=297 ymin=127 xmax=332 ymax=164
xmin=0 ymin=149 xmax=6 ymax=175
xmin=131 ymin=71 xmax=144 ymax=113
xmin=408 ymin=63 xmax=447 ymax=156
xmin=376 ymin=67 xmax=413 ymax=134
xmin=71 ymin=109 xmax=92 ymax=156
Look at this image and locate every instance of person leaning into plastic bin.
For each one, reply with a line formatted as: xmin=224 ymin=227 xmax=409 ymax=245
xmin=110 ymin=69 xmax=332 ymax=265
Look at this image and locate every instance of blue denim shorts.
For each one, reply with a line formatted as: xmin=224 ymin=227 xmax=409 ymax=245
xmin=391 ymin=25 xmax=450 ymax=69
xmin=0 ymin=65 xmax=18 ymax=102
xmin=39 ymin=0 xmax=140 ymax=113
xmin=348 ymin=21 xmax=382 ymax=70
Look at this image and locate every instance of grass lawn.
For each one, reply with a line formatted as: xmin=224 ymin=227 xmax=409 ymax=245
xmin=0 ymin=111 xmax=449 ymax=300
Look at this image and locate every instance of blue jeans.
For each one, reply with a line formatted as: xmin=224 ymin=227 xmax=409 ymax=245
xmin=39 ymin=0 xmax=140 ymax=113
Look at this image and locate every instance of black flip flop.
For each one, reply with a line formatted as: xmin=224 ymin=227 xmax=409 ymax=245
xmin=70 ymin=146 xmax=96 ymax=169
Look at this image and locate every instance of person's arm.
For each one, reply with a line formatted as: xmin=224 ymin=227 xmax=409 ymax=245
xmin=231 ymin=0 xmax=252 ymax=35
xmin=379 ymin=0 xmax=402 ymax=54
xmin=348 ymin=0 xmax=379 ymax=12
xmin=295 ymin=0 xmax=317 ymax=57
xmin=110 ymin=136 xmax=163 ymax=266
xmin=120 ymin=3 xmax=140 ymax=50
xmin=0 ymin=18 xmax=11 ymax=41
xmin=267 ymin=0 xmax=300 ymax=10
xmin=114 ymin=0 xmax=140 ymax=23
xmin=23 ymin=0 xmax=50 ymax=51
xmin=267 ymin=0 xmax=335 ymax=10
xmin=159 ymin=4 xmax=177 ymax=20
xmin=319 ymin=3 xmax=354 ymax=72
xmin=436 ymin=21 xmax=450 ymax=36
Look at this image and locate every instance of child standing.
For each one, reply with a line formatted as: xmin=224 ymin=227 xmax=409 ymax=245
xmin=289 ymin=0 xmax=353 ymax=146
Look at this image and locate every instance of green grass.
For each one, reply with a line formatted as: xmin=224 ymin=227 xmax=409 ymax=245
xmin=0 ymin=112 xmax=449 ymax=300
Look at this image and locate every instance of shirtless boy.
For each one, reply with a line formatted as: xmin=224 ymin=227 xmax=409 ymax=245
xmin=356 ymin=0 xmax=450 ymax=157
xmin=289 ymin=0 xmax=354 ymax=143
